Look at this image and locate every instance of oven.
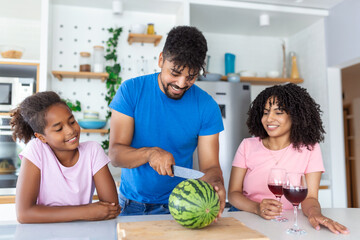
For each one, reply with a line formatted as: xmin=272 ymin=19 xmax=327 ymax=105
xmin=0 ymin=116 xmax=22 ymax=188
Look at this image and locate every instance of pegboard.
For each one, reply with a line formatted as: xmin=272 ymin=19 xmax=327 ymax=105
xmin=50 ymin=5 xmax=176 ymax=143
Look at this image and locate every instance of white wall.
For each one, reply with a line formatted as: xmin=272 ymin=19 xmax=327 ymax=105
xmin=0 ymin=17 xmax=41 ymax=60
xmin=288 ymin=19 xmax=330 ymax=181
xmin=50 ymin=4 xmax=176 ymax=144
xmin=325 ymin=0 xmax=360 ymax=67
xmin=203 ymin=32 xmax=284 ymax=100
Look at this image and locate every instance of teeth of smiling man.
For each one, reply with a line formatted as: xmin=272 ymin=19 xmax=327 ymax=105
xmin=171 ymin=85 xmax=181 ymax=91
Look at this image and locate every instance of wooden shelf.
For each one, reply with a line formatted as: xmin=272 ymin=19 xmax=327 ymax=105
xmin=0 ymin=112 xmax=11 ymax=116
xmin=127 ymin=33 xmax=162 ymax=46
xmin=220 ymin=76 xmax=303 ymax=85
xmin=81 ymin=129 xmax=109 ymax=136
xmin=52 ymin=71 xmax=108 ymax=82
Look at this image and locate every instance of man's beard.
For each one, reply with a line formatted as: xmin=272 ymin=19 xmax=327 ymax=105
xmin=160 ymin=75 xmax=188 ymax=100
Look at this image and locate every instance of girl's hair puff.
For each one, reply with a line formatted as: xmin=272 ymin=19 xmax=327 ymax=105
xmin=10 ymin=91 xmax=68 ymax=143
xmin=246 ymin=83 xmax=325 ymax=150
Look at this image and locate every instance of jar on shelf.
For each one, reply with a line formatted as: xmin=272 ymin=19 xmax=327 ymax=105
xmin=93 ymin=46 xmax=105 ymax=73
xmin=290 ymin=52 xmax=300 ymax=79
xmin=79 ymin=52 xmax=91 ymax=72
xmin=147 ymin=23 xmax=155 ymax=35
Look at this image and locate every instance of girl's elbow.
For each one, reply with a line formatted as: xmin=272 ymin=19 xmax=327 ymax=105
xmin=17 ymin=213 xmax=30 ymax=224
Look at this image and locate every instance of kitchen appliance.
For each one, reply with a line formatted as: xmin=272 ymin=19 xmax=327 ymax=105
xmin=0 ymin=116 xmax=21 ymax=188
xmin=194 ymin=81 xmax=251 ymax=197
xmin=171 ymin=165 xmax=204 ymax=179
xmin=0 ymin=77 xmax=35 ymax=112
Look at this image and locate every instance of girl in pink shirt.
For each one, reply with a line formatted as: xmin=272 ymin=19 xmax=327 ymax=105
xmin=228 ymin=83 xmax=348 ymax=234
xmin=11 ymin=91 xmax=121 ymax=223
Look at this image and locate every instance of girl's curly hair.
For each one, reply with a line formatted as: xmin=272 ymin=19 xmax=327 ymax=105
xmin=10 ymin=91 xmax=68 ymax=143
xmin=247 ymin=83 xmax=325 ymax=150
xmin=162 ymin=26 xmax=207 ymax=76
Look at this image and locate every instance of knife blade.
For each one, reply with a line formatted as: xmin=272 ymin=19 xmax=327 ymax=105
xmin=171 ymin=165 xmax=205 ymax=179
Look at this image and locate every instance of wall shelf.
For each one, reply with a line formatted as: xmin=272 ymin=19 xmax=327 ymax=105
xmin=220 ymin=76 xmax=304 ymax=85
xmin=127 ymin=33 xmax=162 ymax=46
xmin=80 ymin=129 xmax=109 ymax=136
xmin=0 ymin=112 xmax=11 ymax=116
xmin=52 ymin=71 xmax=108 ymax=82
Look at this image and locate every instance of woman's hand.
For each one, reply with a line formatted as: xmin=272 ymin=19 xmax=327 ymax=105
xmin=308 ymin=213 xmax=349 ymax=234
xmin=257 ymin=199 xmax=282 ymax=220
xmin=87 ymin=201 xmax=121 ymax=221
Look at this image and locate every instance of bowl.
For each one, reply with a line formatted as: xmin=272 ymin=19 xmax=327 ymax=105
xmin=227 ymin=73 xmax=240 ymax=82
xmin=198 ymin=73 xmax=222 ymax=81
xmin=78 ymin=119 xmax=106 ymax=129
xmin=83 ymin=111 xmax=99 ymax=119
xmin=130 ymin=24 xmax=146 ymax=34
xmin=239 ymin=70 xmax=257 ymax=77
xmin=267 ymin=70 xmax=280 ymax=78
xmin=0 ymin=45 xmax=24 ymax=59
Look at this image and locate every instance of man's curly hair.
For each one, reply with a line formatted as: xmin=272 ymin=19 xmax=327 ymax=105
xmin=247 ymin=83 xmax=325 ymax=150
xmin=162 ymin=26 xmax=207 ymax=76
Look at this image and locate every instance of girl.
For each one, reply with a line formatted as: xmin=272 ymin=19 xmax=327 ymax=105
xmin=11 ymin=91 xmax=121 ymax=223
xmin=228 ymin=83 xmax=349 ymax=234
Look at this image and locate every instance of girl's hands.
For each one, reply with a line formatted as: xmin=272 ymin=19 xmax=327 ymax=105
xmin=308 ymin=214 xmax=349 ymax=234
xmin=257 ymin=199 xmax=282 ymax=220
xmin=87 ymin=201 xmax=121 ymax=221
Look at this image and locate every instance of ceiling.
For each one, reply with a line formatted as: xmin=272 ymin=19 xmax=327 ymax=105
xmin=230 ymin=0 xmax=346 ymax=10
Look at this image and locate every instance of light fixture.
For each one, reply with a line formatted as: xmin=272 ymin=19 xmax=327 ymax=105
xmin=259 ymin=14 xmax=270 ymax=27
xmin=113 ymin=0 xmax=123 ymax=15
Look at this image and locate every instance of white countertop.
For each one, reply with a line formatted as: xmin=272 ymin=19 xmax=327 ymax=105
xmin=0 ymin=208 xmax=356 ymax=240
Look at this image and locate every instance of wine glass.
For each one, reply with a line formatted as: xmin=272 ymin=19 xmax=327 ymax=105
xmin=283 ymin=172 xmax=308 ymax=235
xmin=267 ymin=168 xmax=288 ymax=222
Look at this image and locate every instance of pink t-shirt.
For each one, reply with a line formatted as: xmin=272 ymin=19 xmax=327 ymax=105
xmin=232 ymin=137 xmax=324 ymax=210
xmin=19 ymin=138 xmax=110 ymax=206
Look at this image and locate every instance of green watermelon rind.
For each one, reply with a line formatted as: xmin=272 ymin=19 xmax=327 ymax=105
xmin=168 ymin=179 xmax=220 ymax=229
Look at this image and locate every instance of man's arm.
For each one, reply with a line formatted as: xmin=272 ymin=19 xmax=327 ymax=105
xmin=197 ymin=133 xmax=226 ymax=216
xmin=108 ymin=110 xmax=175 ymax=175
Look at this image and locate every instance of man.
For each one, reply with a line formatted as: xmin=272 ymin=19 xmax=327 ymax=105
xmin=108 ymin=26 xmax=225 ymax=216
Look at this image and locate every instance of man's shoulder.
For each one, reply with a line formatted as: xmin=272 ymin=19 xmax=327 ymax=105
xmin=124 ymin=73 xmax=158 ymax=85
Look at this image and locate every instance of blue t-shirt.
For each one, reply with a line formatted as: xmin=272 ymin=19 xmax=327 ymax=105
xmin=109 ymin=73 xmax=224 ymax=203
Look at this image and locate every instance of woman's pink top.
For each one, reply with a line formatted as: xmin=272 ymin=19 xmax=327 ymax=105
xmin=232 ymin=137 xmax=324 ymax=210
xmin=19 ymin=138 xmax=110 ymax=206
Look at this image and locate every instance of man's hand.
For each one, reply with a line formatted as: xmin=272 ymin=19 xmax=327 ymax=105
xmin=211 ymin=180 xmax=226 ymax=218
xmin=201 ymin=175 xmax=226 ymax=219
xmin=148 ymin=147 xmax=175 ymax=176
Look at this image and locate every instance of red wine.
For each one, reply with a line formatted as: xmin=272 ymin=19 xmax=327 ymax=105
xmin=268 ymin=184 xmax=283 ymax=198
xmin=283 ymin=187 xmax=308 ymax=206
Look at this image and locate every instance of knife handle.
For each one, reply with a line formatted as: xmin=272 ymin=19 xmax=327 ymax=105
xmin=171 ymin=165 xmax=174 ymax=175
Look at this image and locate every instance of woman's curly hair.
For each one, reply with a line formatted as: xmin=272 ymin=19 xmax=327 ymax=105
xmin=247 ymin=83 xmax=325 ymax=150
xmin=162 ymin=26 xmax=207 ymax=76
xmin=10 ymin=91 xmax=68 ymax=143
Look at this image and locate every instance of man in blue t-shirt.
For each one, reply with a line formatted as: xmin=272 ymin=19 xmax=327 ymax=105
xmin=108 ymin=26 xmax=225 ymax=216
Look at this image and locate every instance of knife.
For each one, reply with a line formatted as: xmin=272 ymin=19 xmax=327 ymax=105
xmin=171 ymin=165 xmax=205 ymax=179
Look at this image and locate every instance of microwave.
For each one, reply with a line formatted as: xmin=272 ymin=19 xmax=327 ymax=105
xmin=0 ymin=77 xmax=35 ymax=112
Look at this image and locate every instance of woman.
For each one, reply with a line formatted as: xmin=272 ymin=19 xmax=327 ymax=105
xmin=228 ymin=83 xmax=349 ymax=234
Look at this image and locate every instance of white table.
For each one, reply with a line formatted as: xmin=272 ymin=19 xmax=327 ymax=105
xmin=0 ymin=208 xmax=358 ymax=239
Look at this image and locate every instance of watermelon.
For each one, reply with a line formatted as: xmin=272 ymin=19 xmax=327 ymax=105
xmin=168 ymin=179 xmax=220 ymax=229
